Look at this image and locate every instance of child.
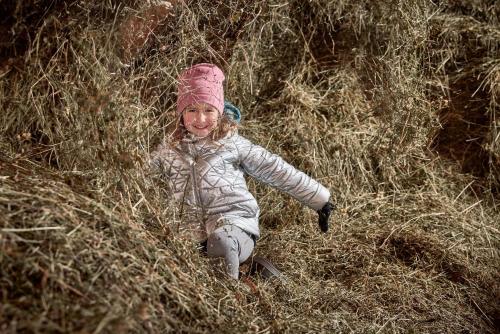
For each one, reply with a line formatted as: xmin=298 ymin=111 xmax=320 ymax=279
xmin=150 ymin=63 xmax=334 ymax=279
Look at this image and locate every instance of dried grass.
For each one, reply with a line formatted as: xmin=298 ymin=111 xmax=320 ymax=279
xmin=1 ymin=0 xmax=499 ymax=333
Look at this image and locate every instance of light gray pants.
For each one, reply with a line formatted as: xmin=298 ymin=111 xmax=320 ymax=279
xmin=206 ymin=225 xmax=255 ymax=279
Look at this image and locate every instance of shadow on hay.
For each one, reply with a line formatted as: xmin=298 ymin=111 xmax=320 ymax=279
xmin=431 ymin=73 xmax=500 ymax=195
xmin=311 ymin=229 xmax=500 ymax=331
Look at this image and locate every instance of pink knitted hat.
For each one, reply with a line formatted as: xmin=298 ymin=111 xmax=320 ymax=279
xmin=176 ymin=63 xmax=225 ymax=115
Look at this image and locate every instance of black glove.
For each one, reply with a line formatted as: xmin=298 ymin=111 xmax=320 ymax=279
xmin=318 ymin=202 xmax=336 ymax=233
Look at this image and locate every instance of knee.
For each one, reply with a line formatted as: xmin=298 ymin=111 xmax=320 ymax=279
xmin=207 ymin=231 xmax=238 ymax=257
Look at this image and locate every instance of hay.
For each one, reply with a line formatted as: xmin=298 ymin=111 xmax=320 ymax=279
xmin=1 ymin=0 xmax=499 ymax=333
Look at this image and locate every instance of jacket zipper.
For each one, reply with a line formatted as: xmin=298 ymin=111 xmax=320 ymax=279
xmin=188 ymin=143 xmax=207 ymax=221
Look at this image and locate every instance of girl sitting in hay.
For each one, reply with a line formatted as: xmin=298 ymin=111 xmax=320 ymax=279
xmin=150 ymin=63 xmax=335 ymax=279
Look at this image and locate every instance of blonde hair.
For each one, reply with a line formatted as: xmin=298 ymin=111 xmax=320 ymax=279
xmin=169 ymin=113 xmax=239 ymax=145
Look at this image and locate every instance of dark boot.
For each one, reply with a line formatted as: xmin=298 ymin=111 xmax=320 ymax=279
xmin=248 ymin=256 xmax=286 ymax=282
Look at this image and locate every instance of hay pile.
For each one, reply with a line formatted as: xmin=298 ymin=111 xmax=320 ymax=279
xmin=1 ymin=0 xmax=499 ymax=333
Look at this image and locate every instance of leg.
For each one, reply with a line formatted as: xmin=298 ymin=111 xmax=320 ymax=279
xmin=206 ymin=225 xmax=255 ymax=279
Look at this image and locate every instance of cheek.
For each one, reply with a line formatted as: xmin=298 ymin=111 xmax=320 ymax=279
xmin=182 ymin=114 xmax=194 ymax=126
xmin=208 ymin=114 xmax=219 ymax=126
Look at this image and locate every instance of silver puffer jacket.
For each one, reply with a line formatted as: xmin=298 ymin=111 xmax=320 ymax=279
xmin=150 ymin=133 xmax=330 ymax=241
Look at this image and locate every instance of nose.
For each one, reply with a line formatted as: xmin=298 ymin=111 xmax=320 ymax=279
xmin=195 ymin=111 xmax=206 ymax=123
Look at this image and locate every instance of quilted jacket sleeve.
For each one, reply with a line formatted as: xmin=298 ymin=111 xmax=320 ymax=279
xmin=149 ymin=143 xmax=162 ymax=172
xmin=149 ymin=141 xmax=172 ymax=177
xmin=236 ymin=135 xmax=330 ymax=211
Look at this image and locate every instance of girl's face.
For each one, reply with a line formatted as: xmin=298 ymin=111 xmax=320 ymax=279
xmin=182 ymin=103 xmax=219 ymax=138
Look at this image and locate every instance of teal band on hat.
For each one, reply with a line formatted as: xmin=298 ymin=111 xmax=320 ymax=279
xmin=223 ymin=101 xmax=241 ymax=123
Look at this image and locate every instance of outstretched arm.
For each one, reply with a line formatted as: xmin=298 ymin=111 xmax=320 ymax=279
xmin=236 ymin=135 xmax=331 ymax=212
